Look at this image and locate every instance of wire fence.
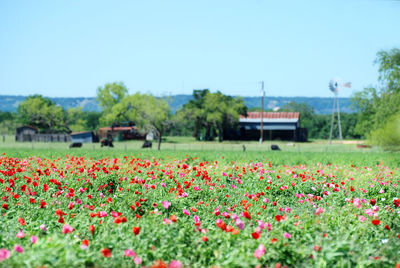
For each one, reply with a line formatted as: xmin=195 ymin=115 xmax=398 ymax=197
xmin=0 ymin=135 xmax=385 ymax=153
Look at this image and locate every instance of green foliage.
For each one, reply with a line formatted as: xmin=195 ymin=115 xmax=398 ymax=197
xmin=17 ymin=95 xmax=69 ymax=133
xmin=81 ymin=111 xmax=102 ymax=131
xmin=0 ymin=111 xmax=17 ymax=134
xmin=369 ymin=111 xmax=400 ymax=150
xmin=352 ymin=48 xmax=400 ymax=146
xmin=66 ymin=108 xmax=87 ymax=132
xmin=280 ymin=102 xmax=359 ymax=140
xmin=1 ymin=150 xmax=400 ymax=267
xmin=376 ymin=48 xmax=400 ymax=92
xmin=96 ymin=82 xmax=128 ymax=113
xmin=102 ymin=92 xmax=170 ymax=150
xmin=179 ymin=89 xmax=247 ymax=141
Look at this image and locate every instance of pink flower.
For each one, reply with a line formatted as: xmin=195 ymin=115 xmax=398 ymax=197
xmin=254 ymin=244 xmax=266 ymax=259
xmin=182 ymin=209 xmax=190 ymax=216
xmin=98 ymin=211 xmax=108 ymax=217
xmin=315 ymin=207 xmax=324 ymax=215
xmin=162 ymin=201 xmax=171 ymax=209
xmin=40 ymin=224 xmax=47 ymax=232
xmin=365 ymin=209 xmax=374 ymax=217
xmin=0 ymin=249 xmax=11 ymax=262
xmin=62 ymin=224 xmax=74 ymax=234
xmin=353 ymin=198 xmax=362 ymax=208
xmin=14 ymin=245 xmax=24 ymax=253
xmin=163 ymin=218 xmax=173 ymax=225
xmin=169 ymin=260 xmax=182 ymax=268
xmin=358 ymin=215 xmax=366 ymax=222
xmin=16 ymin=230 xmax=25 ymax=238
xmin=30 ymin=235 xmax=38 ymax=244
xmin=124 ymin=249 xmax=136 ymax=257
xmin=194 ymin=215 xmax=201 ymax=224
xmin=133 ymin=256 xmax=142 ymax=265
xmin=283 ymin=232 xmax=292 ymax=239
xmin=235 ymin=219 xmax=245 ymax=230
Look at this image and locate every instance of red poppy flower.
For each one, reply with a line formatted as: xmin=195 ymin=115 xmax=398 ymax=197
xmin=251 ymin=232 xmax=260 ymax=239
xmin=18 ymin=217 xmax=26 ymax=226
xmin=43 ymin=184 xmax=49 ymax=192
xmin=132 ymin=226 xmax=140 ymax=235
xmin=170 ymin=215 xmax=177 ymax=222
xmin=371 ymin=219 xmax=380 ymax=225
xmin=275 ymin=215 xmax=283 ymax=222
xmin=202 ymin=236 xmax=208 ymax=242
xmin=82 ymin=239 xmax=89 ymax=247
xmin=40 ymin=201 xmax=46 ymax=208
xmin=225 ymin=225 xmax=233 ymax=232
xmin=243 ymin=210 xmax=251 ymax=220
xmin=101 ymin=248 xmax=112 ymax=258
xmin=313 ymin=246 xmax=322 ymax=252
xmin=89 ymin=225 xmax=95 ymax=235
xmin=370 ymin=199 xmax=376 ymax=206
xmin=271 ymin=238 xmax=278 ymax=243
xmin=58 ymin=216 xmax=65 ymax=224
xmin=2 ymin=203 xmax=8 ymax=210
xmin=150 ymin=260 xmax=167 ymax=268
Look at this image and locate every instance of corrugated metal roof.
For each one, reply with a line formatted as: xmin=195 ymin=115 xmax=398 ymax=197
xmin=98 ymin=127 xmax=135 ymax=131
xmin=70 ymin=131 xmax=93 ymax=135
xmin=240 ymin=112 xmax=299 ymax=119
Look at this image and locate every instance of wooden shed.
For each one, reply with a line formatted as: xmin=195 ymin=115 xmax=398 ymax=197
xmin=237 ymin=112 xmax=307 ymax=141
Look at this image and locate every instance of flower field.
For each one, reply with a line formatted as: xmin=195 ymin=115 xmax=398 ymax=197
xmin=0 ymin=151 xmax=399 ymax=267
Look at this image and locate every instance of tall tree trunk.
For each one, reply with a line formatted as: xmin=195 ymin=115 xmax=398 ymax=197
xmin=205 ymin=125 xmax=211 ymax=141
xmin=157 ymin=134 xmax=161 ymax=150
xmin=218 ymin=125 xmax=223 ymax=142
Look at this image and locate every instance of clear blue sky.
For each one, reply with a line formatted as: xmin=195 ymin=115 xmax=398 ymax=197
xmin=1 ymin=0 xmax=399 ymax=98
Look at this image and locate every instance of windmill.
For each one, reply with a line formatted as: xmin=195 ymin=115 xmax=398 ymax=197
xmin=328 ymin=78 xmax=351 ymax=144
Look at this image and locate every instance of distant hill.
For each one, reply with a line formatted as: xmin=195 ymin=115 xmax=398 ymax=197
xmin=0 ymin=95 xmax=355 ymax=114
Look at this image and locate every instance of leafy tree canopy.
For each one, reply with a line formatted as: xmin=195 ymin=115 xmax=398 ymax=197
xmin=101 ymin=92 xmax=170 ymax=150
xmin=352 ymin=48 xmax=400 ymax=147
xmin=17 ymin=95 xmax=69 ymax=133
xmin=179 ymin=89 xmax=247 ymax=141
xmin=96 ymin=82 xmax=128 ymax=113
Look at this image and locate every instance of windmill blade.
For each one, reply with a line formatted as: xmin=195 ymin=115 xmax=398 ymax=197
xmin=343 ymin=82 xmax=352 ymax=88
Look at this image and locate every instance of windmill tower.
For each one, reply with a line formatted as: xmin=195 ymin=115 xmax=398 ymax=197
xmin=328 ymin=78 xmax=351 ymax=144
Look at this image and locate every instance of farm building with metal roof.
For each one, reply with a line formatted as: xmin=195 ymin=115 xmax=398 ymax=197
xmin=237 ymin=112 xmax=307 ymax=141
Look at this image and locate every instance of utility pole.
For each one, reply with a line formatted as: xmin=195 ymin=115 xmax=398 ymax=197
xmin=260 ymin=81 xmax=265 ymax=143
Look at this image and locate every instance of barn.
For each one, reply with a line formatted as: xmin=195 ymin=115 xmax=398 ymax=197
xmin=238 ymin=112 xmax=307 ymax=141
xmin=98 ymin=126 xmax=145 ymax=141
xmin=70 ymin=131 xmax=96 ymax=143
xmin=15 ymin=126 xmax=38 ymax=142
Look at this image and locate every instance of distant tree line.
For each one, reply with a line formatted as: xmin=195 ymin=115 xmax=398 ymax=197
xmin=0 ymin=87 xmax=360 ymax=143
xmin=5 ymin=47 xmax=399 ymax=147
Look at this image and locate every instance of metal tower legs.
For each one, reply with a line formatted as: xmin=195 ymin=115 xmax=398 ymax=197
xmin=329 ymin=96 xmax=343 ymax=144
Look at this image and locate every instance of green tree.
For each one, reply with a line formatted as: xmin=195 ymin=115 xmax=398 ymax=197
xmin=352 ymin=48 xmax=400 ymax=146
xmin=66 ymin=108 xmax=87 ymax=132
xmin=82 ymin=111 xmax=102 ymax=131
xmin=280 ymin=102 xmax=359 ymax=140
xmin=17 ymin=95 xmax=69 ymax=133
xmin=102 ymin=93 xmax=170 ymax=150
xmin=179 ymin=90 xmax=247 ymax=141
xmin=96 ymin=82 xmax=128 ymax=113
xmin=0 ymin=111 xmax=17 ymax=135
